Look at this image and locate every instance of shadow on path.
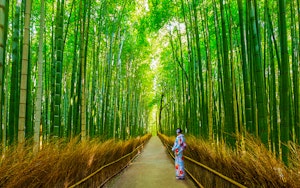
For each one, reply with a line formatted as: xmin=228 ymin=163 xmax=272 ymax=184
xmin=103 ymin=136 xmax=197 ymax=188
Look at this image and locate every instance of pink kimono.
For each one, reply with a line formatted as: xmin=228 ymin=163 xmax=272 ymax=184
xmin=171 ymin=134 xmax=186 ymax=179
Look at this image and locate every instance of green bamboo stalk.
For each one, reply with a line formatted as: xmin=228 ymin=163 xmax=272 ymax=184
xmin=185 ymin=0 xmax=197 ymax=135
xmin=227 ymin=0 xmax=239 ymax=147
xmin=203 ymin=7 xmax=213 ymax=143
xmin=212 ymin=0 xmax=224 ymax=142
xmin=0 ymin=0 xmax=9 ymax=145
xmin=33 ymin=0 xmax=45 ymax=153
xmin=219 ymin=0 xmax=234 ymax=147
xmin=53 ymin=0 xmax=64 ymax=138
xmin=267 ymin=10 xmax=279 ymax=156
xmin=293 ymin=0 xmax=300 ymax=144
xmin=18 ymin=0 xmax=32 ymax=144
xmin=9 ymin=0 xmax=21 ymax=145
xmin=25 ymin=35 xmax=33 ymax=140
xmin=237 ymin=0 xmax=253 ymax=134
xmin=89 ymin=35 xmax=97 ymax=139
xmin=79 ymin=0 xmax=87 ymax=141
xmin=278 ymin=0 xmax=290 ymax=165
xmin=67 ymin=20 xmax=79 ymax=139
xmin=249 ymin=0 xmax=268 ymax=146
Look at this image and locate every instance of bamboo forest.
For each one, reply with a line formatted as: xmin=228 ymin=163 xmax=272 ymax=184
xmin=0 ymin=0 xmax=300 ymax=187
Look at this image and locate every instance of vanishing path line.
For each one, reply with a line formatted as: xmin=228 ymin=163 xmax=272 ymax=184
xmin=104 ymin=136 xmax=197 ymax=188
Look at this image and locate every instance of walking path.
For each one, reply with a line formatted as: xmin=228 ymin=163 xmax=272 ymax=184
xmin=104 ymin=136 xmax=196 ymax=188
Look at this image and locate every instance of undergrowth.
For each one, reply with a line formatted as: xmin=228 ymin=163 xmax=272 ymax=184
xmin=0 ymin=134 xmax=151 ymax=188
xmin=158 ymin=133 xmax=300 ymax=188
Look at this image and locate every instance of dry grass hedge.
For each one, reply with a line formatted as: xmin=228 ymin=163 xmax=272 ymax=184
xmin=0 ymin=134 xmax=151 ymax=188
xmin=158 ymin=133 xmax=300 ymax=188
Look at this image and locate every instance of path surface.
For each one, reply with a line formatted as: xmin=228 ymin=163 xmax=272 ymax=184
xmin=104 ymin=136 xmax=196 ymax=188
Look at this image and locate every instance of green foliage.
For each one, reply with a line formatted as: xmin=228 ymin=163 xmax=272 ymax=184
xmin=147 ymin=0 xmax=176 ymax=31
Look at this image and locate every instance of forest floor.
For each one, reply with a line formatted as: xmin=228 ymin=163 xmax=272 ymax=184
xmin=103 ymin=136 xmax=196 ymax=188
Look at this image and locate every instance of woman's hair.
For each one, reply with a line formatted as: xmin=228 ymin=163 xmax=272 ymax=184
xmin=176 ymin=128 xmax=182 ymax=134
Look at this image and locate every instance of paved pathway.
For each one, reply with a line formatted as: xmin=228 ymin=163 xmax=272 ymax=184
xmin=104 ymin=136 xmax=196 ymax=188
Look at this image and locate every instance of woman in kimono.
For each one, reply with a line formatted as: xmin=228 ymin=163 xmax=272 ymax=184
xmin=171 ymin=128 xmax=186 ymax=180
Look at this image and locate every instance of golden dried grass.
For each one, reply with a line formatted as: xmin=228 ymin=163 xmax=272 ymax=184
xmin=0 ymin=134 xmax=151 ymax=188
xmin=158 ymin=133 xmax=300 ymax=188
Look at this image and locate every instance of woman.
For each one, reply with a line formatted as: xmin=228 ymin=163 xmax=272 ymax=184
xmin=171 ymin=128 xmax=186 ymax=180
